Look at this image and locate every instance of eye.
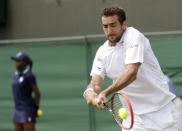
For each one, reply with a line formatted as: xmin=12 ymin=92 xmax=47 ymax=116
xmin=103 ymin=25 xmax=108 ymax=28
xmin=111 ymin=24 xmax=117 ymax=28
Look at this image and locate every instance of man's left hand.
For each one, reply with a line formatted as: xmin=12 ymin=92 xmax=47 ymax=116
xmin=95 ymin=91 xmax=108 ymax=109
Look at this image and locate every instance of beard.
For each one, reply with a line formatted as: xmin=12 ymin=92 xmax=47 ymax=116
xmin=107 ymin=34 xmax=122 ymax=44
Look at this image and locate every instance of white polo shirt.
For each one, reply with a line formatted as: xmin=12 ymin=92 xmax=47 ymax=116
xmin=90 ymin=27 xmax=175 ymax=114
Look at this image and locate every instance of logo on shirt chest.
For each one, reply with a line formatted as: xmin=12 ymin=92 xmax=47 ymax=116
xmin=19 ymin=77 xmax=24 ymax=83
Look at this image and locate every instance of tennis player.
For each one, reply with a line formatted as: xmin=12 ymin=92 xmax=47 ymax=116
xmin=83 ymin=6 xmax=179 ymax=131
xmin=11 ymin=52 xmax=41 ymax=131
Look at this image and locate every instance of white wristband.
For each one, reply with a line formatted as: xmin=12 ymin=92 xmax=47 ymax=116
xmin=83 ymin=88 xmax=94 ymax=98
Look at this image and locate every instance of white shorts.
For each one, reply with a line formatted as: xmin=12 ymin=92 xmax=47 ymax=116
xmin=122 ymin=101 xmax=179 ymax=131
xmin=174 ymin=97 xmax=182 ymax=131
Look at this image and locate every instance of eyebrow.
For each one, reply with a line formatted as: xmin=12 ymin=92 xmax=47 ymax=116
xmin=102 ymin=22 xmax=117 ymax=26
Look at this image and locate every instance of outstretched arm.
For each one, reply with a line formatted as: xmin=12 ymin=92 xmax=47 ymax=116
xmin=97 ymin=63 xmax=140 ymax=109
xmin=103 ymin=63 xmax=140 ymax=96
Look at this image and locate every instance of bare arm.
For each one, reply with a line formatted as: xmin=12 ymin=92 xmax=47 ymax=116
xmin=32 ymin=85 xmax=41 ymax=108
xmin=89 ymin=75 xmax=103 ymax=94
xmin=83 ymin=75 xmax=103 ymax=105
xmin=101 ymin=63 xmax=141 ymax=97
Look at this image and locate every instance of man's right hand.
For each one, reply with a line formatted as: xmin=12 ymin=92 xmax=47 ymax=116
xmin=84 ymin=89 xmax=97 ymax=105
xmin=84 ymin=75 xmax=103 ymax=107
xmin=84 ymin=89 xmax=106 ymax=109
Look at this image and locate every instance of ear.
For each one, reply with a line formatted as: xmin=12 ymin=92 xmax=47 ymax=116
xmin=122 ymin=20 xmax=128 ymax=28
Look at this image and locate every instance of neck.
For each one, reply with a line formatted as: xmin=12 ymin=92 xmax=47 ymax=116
xmin=109 ymin=42 xmax=116 ymax=46
xmin=16 ymin=66 xmax=30 ymax=74
xmin=109 ymin=29 xmax=126 ymax=47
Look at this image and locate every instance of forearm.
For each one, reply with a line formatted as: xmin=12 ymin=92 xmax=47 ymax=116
xmin=103 ymin=70 xmax=137 ymax=96
xmin=33 ymin=91 xmax=41 ymax=108
xmin=84 ymin=75 xmax=102 ymax=97
xmin=88 ymin=83 xmax=101 ymax=94
xmin=83 ymin=75 xmax=103 ymax=105
xmin=34 ymin=95 xmax=40 ymax=107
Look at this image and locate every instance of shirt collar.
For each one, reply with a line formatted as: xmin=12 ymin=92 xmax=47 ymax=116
xmin=15 ymin=66 xmax=30 ymax=76
xmin=117 ymin=28 xmax=127 ymax=45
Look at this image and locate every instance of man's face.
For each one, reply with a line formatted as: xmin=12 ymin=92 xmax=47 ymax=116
xmin=15 ymin=60 xmax=26 ymax=72
xmin=102 ymin=15 xmax=126 ymax=44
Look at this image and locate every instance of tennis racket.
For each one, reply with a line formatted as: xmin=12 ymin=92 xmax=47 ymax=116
xmin=103 ymin=93 xmax=134 ymax=130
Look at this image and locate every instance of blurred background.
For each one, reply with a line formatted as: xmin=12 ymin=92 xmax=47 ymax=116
xmin=0 ymin=0 xmax=182 ymax=131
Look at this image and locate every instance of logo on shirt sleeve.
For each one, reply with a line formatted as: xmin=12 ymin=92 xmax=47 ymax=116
xmin=97 ymin=67 xmax=102 ymax=71
xmin=129 ymin=44 xmax=138 ymax=48
xmin=97 ymin=58 xmax=103 ymax=62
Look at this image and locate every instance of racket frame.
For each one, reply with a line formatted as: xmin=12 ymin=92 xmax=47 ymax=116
xmin=106 ymin=93 xmax=134 ymax=130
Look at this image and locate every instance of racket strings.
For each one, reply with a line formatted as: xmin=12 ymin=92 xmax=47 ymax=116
xmin=112 ymin=94 xmax=131 ymax=127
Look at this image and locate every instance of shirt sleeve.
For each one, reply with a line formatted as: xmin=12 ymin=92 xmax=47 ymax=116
xmin=124 ymin=33 xmax=144 ymax=64
xmin=28 ymin=74 xmax=37 ymax=87
xmin=90 ymin=47 xmax=105 ymax=79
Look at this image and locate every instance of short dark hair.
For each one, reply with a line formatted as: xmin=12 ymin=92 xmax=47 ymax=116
xmin=101 ymin=6 xmax=126 ymax=23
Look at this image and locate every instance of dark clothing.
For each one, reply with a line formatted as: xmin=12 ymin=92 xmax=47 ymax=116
xmin=13 ymin=110 xmax=36 ymax=123
xmin=12 ymin=69 xmax=37 ymax=112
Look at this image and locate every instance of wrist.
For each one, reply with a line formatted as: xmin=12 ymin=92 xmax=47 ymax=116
xmin=83 ymin=88 xmax=94 ymax=98
xmin=100 ymin=90 xmax=108 ymax=97
xmin=35 ymin=104 xmax=39 ymax=110
xmin=104 ymin=83 xmax=116 ymax=96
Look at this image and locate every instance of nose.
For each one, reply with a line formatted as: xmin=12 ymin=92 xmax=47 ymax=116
xmin=107 ymin=27 xmax=113 ymax=35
